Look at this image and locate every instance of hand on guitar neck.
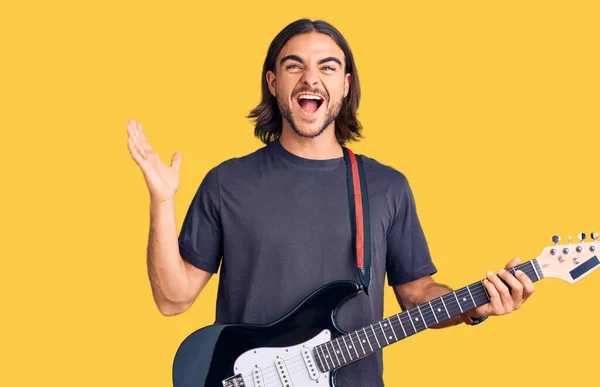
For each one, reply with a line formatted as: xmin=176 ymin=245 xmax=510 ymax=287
xmin=467 ymin=257 xmax=535 ymax=321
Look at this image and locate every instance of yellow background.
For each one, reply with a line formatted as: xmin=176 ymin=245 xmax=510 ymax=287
xmin=1 ymin=1 xmax=599 ymax=386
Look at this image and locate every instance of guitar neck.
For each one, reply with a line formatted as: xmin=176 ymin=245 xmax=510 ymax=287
xmin=313 ymin=259 xmax=544 ymax=372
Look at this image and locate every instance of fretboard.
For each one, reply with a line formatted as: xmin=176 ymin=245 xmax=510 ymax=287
xmin=313 ymin=259 xmax=544 ymax=372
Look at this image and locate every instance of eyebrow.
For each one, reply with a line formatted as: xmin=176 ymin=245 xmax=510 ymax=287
xmin=279 ymin=55 xmax=343 ymax=67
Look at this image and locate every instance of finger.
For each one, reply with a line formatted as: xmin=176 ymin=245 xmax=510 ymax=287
xmin=136 ymin=122 xmax=156 ymax=158
xmin=483 ymin=278 xmax=504 ymax=315
xmin=131 ymin=120 xmax=154 ymax=159
xmin=516 ymin=270 xmax=535 ymax=300
xmin=127 ymin=123 xmax=146 ymax=158
xmin=128 ymin=119 xmax=143 ymax=143
xmin=498 ymin=268 xmax=524 ymax=309
xmin=171 ymin=152 xmax=182 ymax=172
xmin=127 ymin=137 xmax=142 ymax=163
xmin=487 ymin=271 xmax=513 ymax=312
xmin=505 ymin=257 xmax=521 ymax=270
xmin=136 ymin=120 xmax=148 ymax=141
xmin=126 ymin=121 xmax=135 ymax=138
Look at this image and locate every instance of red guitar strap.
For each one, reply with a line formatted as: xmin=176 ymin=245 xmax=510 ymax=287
xmin=342 ymin=147 xmax=371 ymax=295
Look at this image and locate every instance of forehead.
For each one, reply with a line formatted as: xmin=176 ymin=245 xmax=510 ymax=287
xmin=278 ymin=32 xmax=345 ymax=64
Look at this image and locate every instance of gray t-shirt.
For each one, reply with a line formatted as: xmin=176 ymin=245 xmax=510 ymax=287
xmin=178 ymin=139 xmax=436 ymax=386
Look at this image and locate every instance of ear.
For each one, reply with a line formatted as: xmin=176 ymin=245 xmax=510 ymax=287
xmin=344 ymin=73 xmax=351 ymax=98
xmin=266 ymin=70 xmax=277 ymax=97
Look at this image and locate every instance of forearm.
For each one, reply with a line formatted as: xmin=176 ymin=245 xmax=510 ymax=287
xmin=147 ymin=198 xmax=192 ymax=312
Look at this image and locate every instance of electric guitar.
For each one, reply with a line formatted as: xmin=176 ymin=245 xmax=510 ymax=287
xmin=172 ymin=234 xmax=599 ymax=387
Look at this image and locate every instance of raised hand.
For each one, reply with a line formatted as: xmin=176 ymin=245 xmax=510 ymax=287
xmin=126 ymin=119 xmax=182 ymax=203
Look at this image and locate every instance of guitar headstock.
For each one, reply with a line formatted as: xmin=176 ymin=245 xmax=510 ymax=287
xmin=537 ymin=232 xmax=600 ymax=284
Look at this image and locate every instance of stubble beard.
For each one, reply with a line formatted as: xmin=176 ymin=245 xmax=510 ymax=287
xmin=277 ymin=93 xmax=342 ymax=139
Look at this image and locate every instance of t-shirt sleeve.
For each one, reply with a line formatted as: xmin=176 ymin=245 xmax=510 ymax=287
xmin=177 ymin=166 xmax=223 ymax=273
xmin=386 ymin=178 xmax=437 ymax=285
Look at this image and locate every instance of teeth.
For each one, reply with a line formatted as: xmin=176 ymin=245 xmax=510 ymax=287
xmin=298 ymin=94 xmax=322 ymax=100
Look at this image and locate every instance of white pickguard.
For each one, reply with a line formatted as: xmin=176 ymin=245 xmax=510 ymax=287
xmin=230 ymin=330 xmax=332 ymax=387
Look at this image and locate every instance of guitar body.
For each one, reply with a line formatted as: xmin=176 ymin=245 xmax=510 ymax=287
xmin=172 ymin=281 xmax=362 ymax=387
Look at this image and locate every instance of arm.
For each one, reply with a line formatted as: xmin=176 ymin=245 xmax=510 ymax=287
xmin=393 ymin=276 xmax=466 ymax=328
xmin=127 ymin=118 xmax=212 ymax=316
xmin=393 ymin=258 xmax=536 ymax=328
xmin=147 ymin=198 xmax=212 ymax=316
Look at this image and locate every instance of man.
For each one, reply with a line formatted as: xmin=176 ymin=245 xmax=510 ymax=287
xmin=126 ymin=19 xmax=534 ymax=386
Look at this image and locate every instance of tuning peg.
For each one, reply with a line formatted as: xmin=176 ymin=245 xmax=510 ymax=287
xmin=576 ymin=233 xmax=586 ymax=252
xmin=552 ymin=235 xmax=561 ymax=245
xmin=592 ymin=232 xmax=599 ymax=241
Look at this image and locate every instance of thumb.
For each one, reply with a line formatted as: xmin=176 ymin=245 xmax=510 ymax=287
xmin=170 ymin=152 xmax=182 ymax=172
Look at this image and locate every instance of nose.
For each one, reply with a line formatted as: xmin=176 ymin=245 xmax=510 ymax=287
xmin=300 ymin=66 xmax=321 ymax=87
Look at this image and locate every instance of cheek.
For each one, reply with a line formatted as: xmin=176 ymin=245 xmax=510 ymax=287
xmin=276 ymin=75 xmax=299 ymax=99
xmin=325 ymin=80 xmax=345 ymax=101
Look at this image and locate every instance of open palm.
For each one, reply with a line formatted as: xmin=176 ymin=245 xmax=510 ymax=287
xmin=126 ymin=119 xmax=182 ymax=203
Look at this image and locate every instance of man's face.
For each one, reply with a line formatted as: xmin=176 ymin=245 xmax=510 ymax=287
xmin=267 ymin=32 xmax=350 ymax=139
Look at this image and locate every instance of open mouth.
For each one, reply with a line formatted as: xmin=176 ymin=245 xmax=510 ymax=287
xmin=296 ymin=94 xmax=325 ymax=114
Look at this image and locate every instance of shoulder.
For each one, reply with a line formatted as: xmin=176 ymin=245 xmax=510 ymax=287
xmin=196 ymin=144 xmax=274 ymax=194
xmin=208 ymin=144 xmax=270 ymax=176
xmin=357 ymin=153 xmax=410 ymax=192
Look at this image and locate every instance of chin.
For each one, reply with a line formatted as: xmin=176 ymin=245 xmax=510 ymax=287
xmin=292 ymin=121 xmax=328 ymax=139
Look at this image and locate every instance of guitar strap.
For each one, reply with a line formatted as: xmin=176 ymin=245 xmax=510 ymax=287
xmin=342 ymin=147 xmax=371 ymax=295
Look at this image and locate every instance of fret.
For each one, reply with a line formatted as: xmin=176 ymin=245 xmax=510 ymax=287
xmin=406 ymin=310 xmax=417 ymax=333
xmin=453 ymin=291 xmax=464 ymax=313
xmin=471 ymin=282 xmax=489 ymax=306
xmin=440 ymin=295 xmax=451 ymax=319
xmin=417 ymin=305 xmax=428 ymax=328
xmin=348 ymin=332 xmax=360 ymax=358
xmin=341 ymin=335 xmax=354 ymax=361
xmin=370 ymin=324 xmax=382 ymax=349
xmin=457 ymin=287 xmax=476 ymax=311
xmin=407 ymin=309 xmax=426 ymax=332
xmin=480 ymin=280 xmax=490 ymax=300
xmin=314 ymin=346 xmax=325 ymax=372
xmin=430 ymin=298 xmax=447 ymax=322
xmin=428 ymin=301 xmax=439 ymax=324
xmin=379 ymin=320 xmax=396 ymax=344
xmin=423 ymin=304 xmax=439 ymax=328
xmin=396 ymin=314 xmax=407 ymax=338
xmin=387 ymin=317 xmax=399 ymax=341
xmin=333 ymin=337 xmax=348 ymax=364
xmin=399 ymin=312 xmax=416 ymax=336
xmin=363 ymin=327 xmax=374 ymax=352
xmin=328 ymin=340 xmax=341 ymax=366
xmin=324 ymin=342 xmax=337 ymax=368
xmin=318 ymin=344 xmax=332 ymax=371
xmin=378 ymin=321 xmax=390 ymax=345
xmin=466 ymin=285 xmax=476 ymax=306
xmin=531 ymin=260 xmax=540 ymax=280
xmin=355 ymin=329 xmax=367 ymax=355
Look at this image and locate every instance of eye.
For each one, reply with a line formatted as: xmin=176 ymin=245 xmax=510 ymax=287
xmin=322 ymin=65 xmax=336 ymax=72
xmin=286 ymin=64 xmax=301 ymax=70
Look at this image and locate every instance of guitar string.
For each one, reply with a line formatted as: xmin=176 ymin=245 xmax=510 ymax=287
xmin=252 ymin=265 xmax=540 ymax=385
xmin=260 ymin=361 xmax=318 ymax=386
xmin=243 ymin=284 xmax=495 ymax=384
xmin=242 ymin=265 xmax=537 ymax=382
xmin=243 ymin=279 xmax=526 ymax=383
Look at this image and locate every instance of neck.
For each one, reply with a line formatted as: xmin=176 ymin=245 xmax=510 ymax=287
xmin=312 ymin=259 xmax=545 ymax=373
xmin=279 ymin=123 xmax=342 ymax=160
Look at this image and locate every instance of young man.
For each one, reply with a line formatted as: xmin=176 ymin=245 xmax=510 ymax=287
xmin=126 ymin=19 xmax=534 ymax=386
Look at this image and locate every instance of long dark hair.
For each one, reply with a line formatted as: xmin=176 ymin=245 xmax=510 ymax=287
xmin=247 ymin=19 xmax=362 ymax=145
